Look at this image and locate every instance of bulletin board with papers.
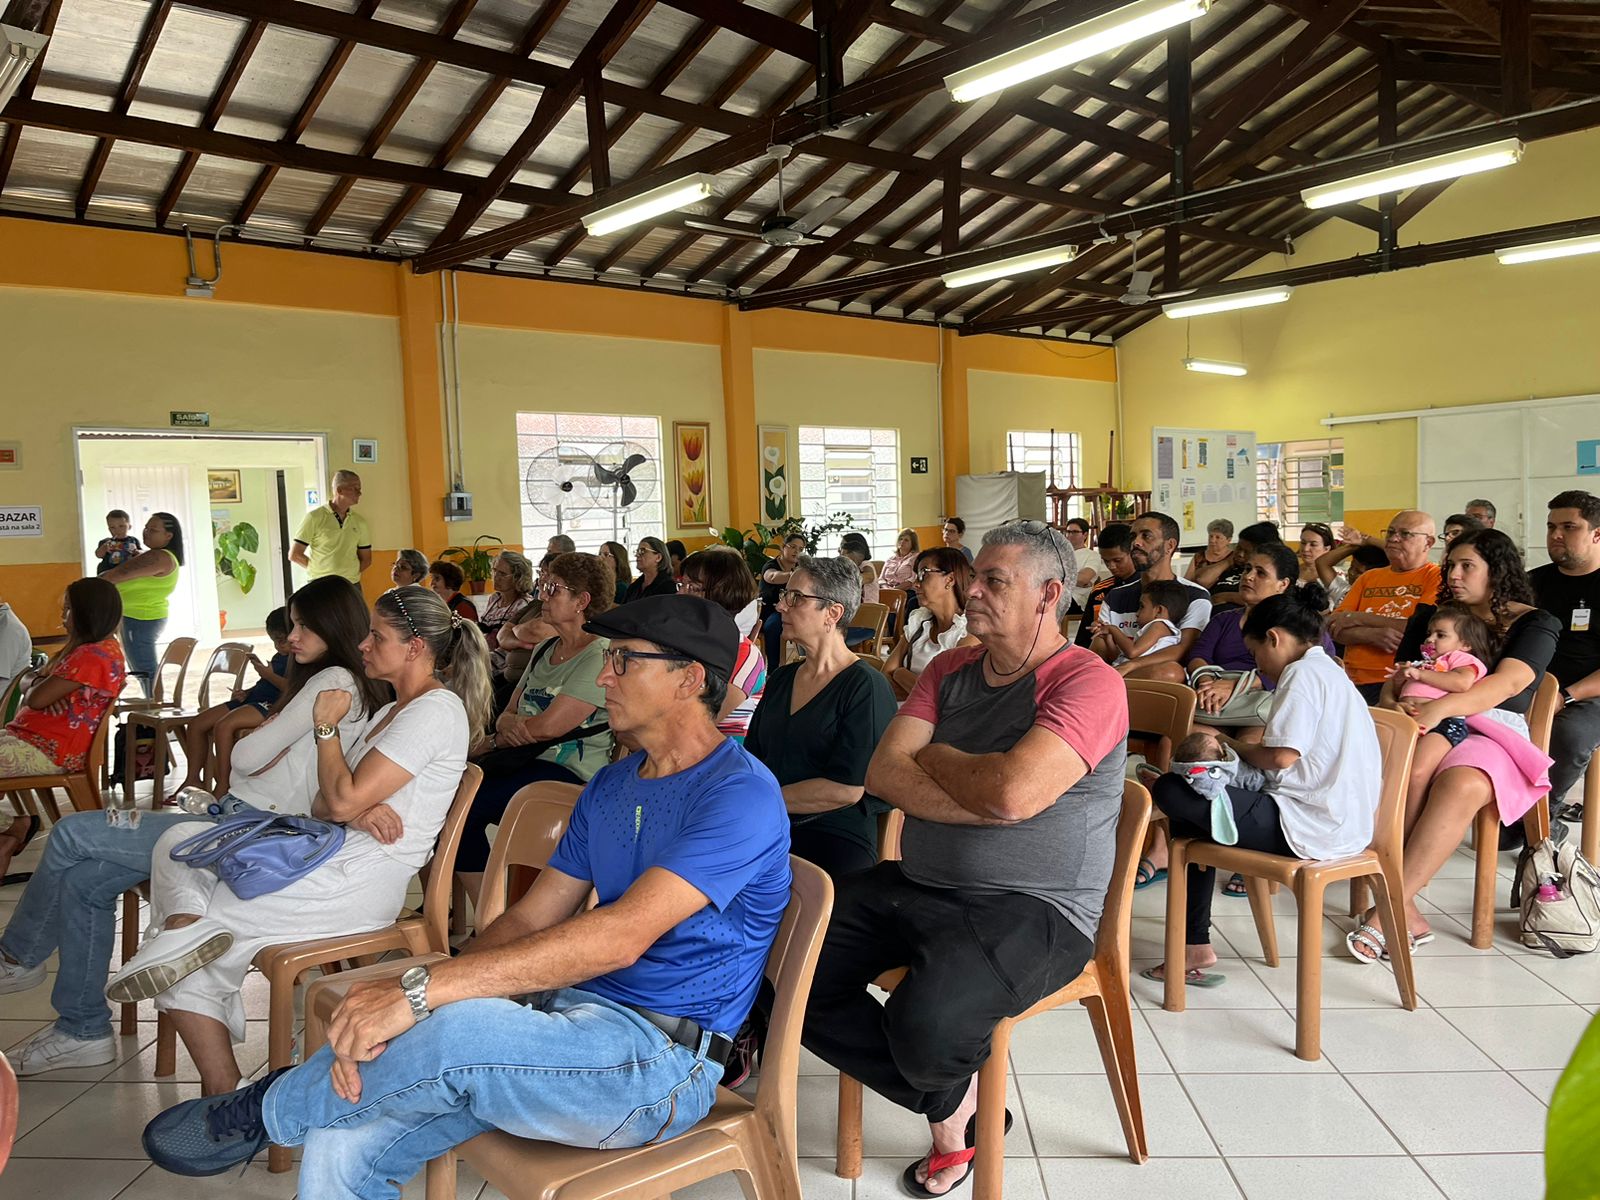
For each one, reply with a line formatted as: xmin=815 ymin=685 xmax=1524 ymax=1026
xmin=1151 ymin=427 xmax=1258 ymax=545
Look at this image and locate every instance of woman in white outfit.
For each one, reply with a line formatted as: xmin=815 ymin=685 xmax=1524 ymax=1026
xmin=107 ymin=585 xmax=492 ymax=1095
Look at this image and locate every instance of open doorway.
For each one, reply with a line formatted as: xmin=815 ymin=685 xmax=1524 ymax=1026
xmin=74 ymin=429 xmax=327 ymax=645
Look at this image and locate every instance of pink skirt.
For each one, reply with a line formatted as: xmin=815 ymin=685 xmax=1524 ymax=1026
xmin=1438 ymin=710 xmax=1553 ymax=825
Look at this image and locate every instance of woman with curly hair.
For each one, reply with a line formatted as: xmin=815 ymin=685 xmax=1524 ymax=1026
xmin=1349 ymin=529 xmax=1559 ymax=963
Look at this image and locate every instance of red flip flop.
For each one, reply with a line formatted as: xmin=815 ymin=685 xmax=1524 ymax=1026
xmin=899 ymin=1109 xmax=1013 ymax=1198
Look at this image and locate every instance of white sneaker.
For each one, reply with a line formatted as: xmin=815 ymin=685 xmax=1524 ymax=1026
xmin=104 ymin=918 xmax=233 ymax=1005
xmin=7 ymin=1024 xmax=116 ymax=1076
xmin=0 ymin=954 xmax=46 ymax=995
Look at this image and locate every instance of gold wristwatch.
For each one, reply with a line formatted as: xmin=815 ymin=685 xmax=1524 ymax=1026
xmin=314 ymin=723 xmax=339 ymax=740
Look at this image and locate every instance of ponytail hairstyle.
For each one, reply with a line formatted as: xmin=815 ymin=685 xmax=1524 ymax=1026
xmin=1242 ymin=583 xmax=1328 ymax=645
xmin=278 ymin=576 xmax=390 ymax=718
xmin=375 ymin=584 xmax=493 ymax=734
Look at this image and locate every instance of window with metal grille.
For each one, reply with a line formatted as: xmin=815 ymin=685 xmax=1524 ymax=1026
xmin=516 ymin=412 xmax=666 ymax=552
xmin=798 ymin=425 xmax=900 ymax=557
xmin=1005 ymin=430 xmax=1082 ymax=491
xmin=1256 ymin=438 xmax=1344 ymax=529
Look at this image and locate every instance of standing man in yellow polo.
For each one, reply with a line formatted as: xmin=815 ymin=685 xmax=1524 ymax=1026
xmin=290 ymin=471 xmax=372 ymax=585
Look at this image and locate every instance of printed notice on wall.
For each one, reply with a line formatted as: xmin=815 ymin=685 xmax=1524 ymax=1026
xmin=1156 ymin=436 xmax=1175 ymax=480
xmin=1181 ymin=477 xmax=1198 ymax=499
xmin=0 ymin=506 xmax=43 ymax=537
xmin=1198 ymin=438 xmax=1209 ymax=467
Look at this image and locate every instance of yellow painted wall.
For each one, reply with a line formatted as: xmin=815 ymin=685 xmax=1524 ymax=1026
xmin=0 ymin=284 xmax=408 ymax=629
xmin=1117 ymin=126 xmax=1600 ymax=512
xmin=965 ymin=369 xmax=1122 ymax=489
xmin=450 ymin=326 xmax=727 ymax=545
xmin=752 ymin=348 xmax=942 ymax=544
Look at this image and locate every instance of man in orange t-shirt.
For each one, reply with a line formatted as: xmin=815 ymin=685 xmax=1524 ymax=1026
xmin=1327 ymin=511 xmax=1442 ymax=702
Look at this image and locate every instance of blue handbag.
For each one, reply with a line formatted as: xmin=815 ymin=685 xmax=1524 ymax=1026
xmin=168 ymin=811 xmax=346 ymax=900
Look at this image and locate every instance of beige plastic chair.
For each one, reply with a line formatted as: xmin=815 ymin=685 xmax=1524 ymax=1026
xmin=305 ymin=845 xmax=835 ymax=1200
xmin=1 ymin=702 xmax=112 ymax=824
xmin=0 ymin=1049 xmax=15 ymax=1174
xmin=114 ymin=635 xmax=199 ymax=799
xmin=836 ymin=781 xmax=1153 ymax=1194
xmin=853 ymin=601 xmax=890 ymax=656
xmin=1123 ymin=678 xmax=1197 ymax=775
xmin=131 ymin=642 xmax=253 ymax=798
xmin=1163 ymin=707 xmax=1419 ymax=1061
xmin=1469 ymin=674 xmax=1560 ymax=947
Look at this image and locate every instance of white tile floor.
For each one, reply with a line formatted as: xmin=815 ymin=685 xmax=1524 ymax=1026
xmin=2 ymin=816 xmax=1587 ymax=1199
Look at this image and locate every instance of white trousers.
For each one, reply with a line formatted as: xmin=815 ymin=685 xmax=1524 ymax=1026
xmin=148 ymin=821 xmax=413 ymax=1041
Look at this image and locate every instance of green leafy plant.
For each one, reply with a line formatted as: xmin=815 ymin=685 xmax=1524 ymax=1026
xmin=214 ymin=521 xmax=260 ymax=594
xmin=441 ymin=535 xmax=504 ymax=586
xmin=1547 ymin=1011 xmax=1600 ymax=1199
xmin=719 ymin=511 xmax=867 ymax=576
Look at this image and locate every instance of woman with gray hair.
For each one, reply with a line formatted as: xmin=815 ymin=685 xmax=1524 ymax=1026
xmin=479 ymin=549 xmax=535 ymax=661
xmin=745 ymin=555 xmax=896 ymax=878
xmin=1186 ymin=518 xmax=1236 ymax=588
xmin=390 ymin=549 xmax=429 ymax=587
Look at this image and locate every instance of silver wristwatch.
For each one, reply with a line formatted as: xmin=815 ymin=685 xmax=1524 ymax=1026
xmin=399 ymin=964 xmax=432 ymax=1022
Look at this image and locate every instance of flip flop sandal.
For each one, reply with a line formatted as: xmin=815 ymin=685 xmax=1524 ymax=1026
xmin=899 ymin=1110 xmax=1012 ymax=1198
xmin=1133 ymin=858 xmax=1167 ymax=890
xmin=1139 ymin=964 xmax=1226 ymax=988
xmin=1411 ymin=931 xmax=1435 ymax=949
xmin=1345 ymin=923 xmax=1392 ymax=965
xmin=1222 ymin=872 xmax=1249 ymax=897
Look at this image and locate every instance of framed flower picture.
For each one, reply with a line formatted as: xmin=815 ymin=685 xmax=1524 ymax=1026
xmin=758 ymin=424 xmax=789 ymax=522
xmin=673 ymin=421 xmax=712 ymax=528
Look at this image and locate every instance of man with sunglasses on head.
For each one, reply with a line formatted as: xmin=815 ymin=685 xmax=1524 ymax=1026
xmin=141 ymin=594 xmax=793 ymax=1193
xmin=803 ymin=520 xmax=1128 ymax=1199
xmin=1326 ymin=510 xmax=1441 ymax=703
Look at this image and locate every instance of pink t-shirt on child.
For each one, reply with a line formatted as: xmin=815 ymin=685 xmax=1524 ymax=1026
xmin=1398 ymin=649 xmax=1487 ymax=702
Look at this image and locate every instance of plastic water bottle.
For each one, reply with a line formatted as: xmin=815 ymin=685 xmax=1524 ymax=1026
xmin=1537 ymin=874 xmax=1563 ymax=904
xmin=175 ymin=786 xmax=218 ymax=817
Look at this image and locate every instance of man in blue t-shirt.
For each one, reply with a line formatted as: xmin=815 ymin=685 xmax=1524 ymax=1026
xmin=141 ymin=596 xmax=792 ymax=1193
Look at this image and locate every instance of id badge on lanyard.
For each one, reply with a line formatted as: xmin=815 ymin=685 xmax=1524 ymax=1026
xmin=1573 ymin=604 xmax=1591 ymax=633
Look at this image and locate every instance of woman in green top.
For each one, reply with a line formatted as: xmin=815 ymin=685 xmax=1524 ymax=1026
xmin=100 ymin=512 xmax=184 ymax=695
xmin=456 ymin=551 xmax=616 ymax=900
xmin=746 ymin=554 xmax=896 ymax=878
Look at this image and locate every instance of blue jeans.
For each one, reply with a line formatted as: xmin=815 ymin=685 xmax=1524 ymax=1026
xmin=0 ymin=808 xmax=197 ymax=1039
xmin=120 ymin=616 xmax=166 ymax=694
xmin=265 ymin=987 xmax=723 ymax=1200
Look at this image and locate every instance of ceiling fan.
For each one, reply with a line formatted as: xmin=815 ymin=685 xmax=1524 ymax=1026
xmin=685 ymin=144 xmax=851 ymax=248
xmin=1113 ymin=231 xmax=1190 ymax=306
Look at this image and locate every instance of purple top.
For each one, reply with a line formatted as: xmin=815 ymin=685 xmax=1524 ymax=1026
xmin=1186 ymin=609 xmax=1336 ymax=688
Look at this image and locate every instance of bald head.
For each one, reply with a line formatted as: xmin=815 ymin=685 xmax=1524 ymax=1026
xmin=1383 ymin=510 xmax=1436 ymax=571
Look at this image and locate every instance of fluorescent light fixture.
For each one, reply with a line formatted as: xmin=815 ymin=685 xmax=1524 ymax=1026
xmin=1495 ymin=233 xmax=1600 ymax=265
xmin=942 ymin=245 xmax=1077 ymax=289
xmin=1184 ymin=357 xmax=1247 ymax=376
xmin=584 ymin=175 xmax=715 ymax=237
xmin=1301 ymin=138 xmax=1523 ymax=210
xmin=945 ymin=0 xmax=1211 ymax=103
xmin=1162 ymin=285 xmax=1292 ymax=319
xmin=0 ymin=23 xmax=49 ymax=109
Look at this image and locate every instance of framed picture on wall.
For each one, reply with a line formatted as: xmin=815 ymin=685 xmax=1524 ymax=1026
xmin=673 ymin=421 xmax=712 ymax=529
xmin=758 ymin=424 xmax=789 ymax=522
xmin=208 ymin=469 xmax=242 ymax=504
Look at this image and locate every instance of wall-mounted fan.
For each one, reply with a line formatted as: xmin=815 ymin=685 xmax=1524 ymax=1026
xmin=590 ymin=441 xmax=659 ymax=541
xmin=524 ymin=445 xmax=596 ymax=534
xmin=685 ymin=144 xmax=851 ymax=248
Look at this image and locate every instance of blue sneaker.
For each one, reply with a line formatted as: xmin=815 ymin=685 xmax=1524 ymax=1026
xmin=142 ymin=1066 xmax=290 ymax=1176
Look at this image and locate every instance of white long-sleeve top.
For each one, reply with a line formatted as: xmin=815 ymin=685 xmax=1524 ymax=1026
xmin=227 ymin=666 xmax=369 ymax=813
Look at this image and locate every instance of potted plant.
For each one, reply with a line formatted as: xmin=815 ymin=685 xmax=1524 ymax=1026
xmin=441 ymin=535 xmax=503 ymax=594
xmin=719 ymin=511 xmax=866 ymax=577
xmin=214 ymin=520 xmax=260 ymax=594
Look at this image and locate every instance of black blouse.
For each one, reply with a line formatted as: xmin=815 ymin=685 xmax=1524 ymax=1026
xmin=622 ymin=572 xmax=678 ymax=604
xmin=1396 ymin=604 xmax=1560 ymax=716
